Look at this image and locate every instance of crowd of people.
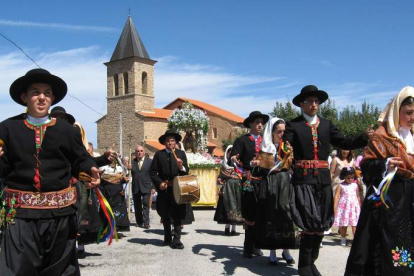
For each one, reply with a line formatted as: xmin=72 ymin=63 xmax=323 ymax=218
xmin=0 ymin=68 xmax=413 ymax=276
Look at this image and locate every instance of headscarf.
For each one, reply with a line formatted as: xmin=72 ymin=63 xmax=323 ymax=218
xmin=221 ymin=145 xmax=233 ymax=170
xmin=73 ymin=121 xmax=89 ymax=151
xmin=378 ymin=86 xmax=414 ymax=153
xmin=261 ymin=117 xmax=285 ymax=155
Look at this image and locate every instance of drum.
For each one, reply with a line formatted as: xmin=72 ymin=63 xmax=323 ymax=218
xmin=173 ymin=175 xmax=200 ymax=205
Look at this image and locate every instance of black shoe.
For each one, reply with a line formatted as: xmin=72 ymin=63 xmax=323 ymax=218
xmin=77 ymin=249 xmax=86 ymax=259
xmin=143 ymin=224 xmax=150 ymax=229
xmin=163 ymin=236 xmax=172 ymax=246
xmin=243 ymin=251 xmax=253 ymax=259
xmin=268 ymin=257 xmax=278 ymax=266
xmin=224 ymin=228 xmax=230 ymax=236
xmin=282 ymin=252 xmax=295 ymax=265
xmin=137 ymin=223 xmax=144 ymax=228
xmin=230 ymin=231 xmax=239 ymax=236
xmin=171 ymin=240 xmax=184 ymax=249
xmin=253 ymin=248 xmax=263 ymax=256
xmin=311 ymin=264 xmax=322 ymax=276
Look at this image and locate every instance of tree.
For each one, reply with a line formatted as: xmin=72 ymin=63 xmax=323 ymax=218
xmin=270 ymin=100 xmax=300 ymax=121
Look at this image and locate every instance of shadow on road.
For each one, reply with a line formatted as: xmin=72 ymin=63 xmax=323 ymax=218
xmin=195 ymin=229 xmax=242 ymax=236
xmin=128 ymin=237 xmax=165 ymax=247
xmin=193 ymin=243 xmax=298 ymax=275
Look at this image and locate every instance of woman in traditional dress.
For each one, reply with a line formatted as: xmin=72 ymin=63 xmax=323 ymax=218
xmin=345 ymin=86 xmax=414 ymax=276
xmin=214 ymin=145 xmax=244 ymax=235
xmin=256 ymin=117 xmax=297 ymax=265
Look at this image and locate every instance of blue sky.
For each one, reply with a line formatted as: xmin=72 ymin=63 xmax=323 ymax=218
xmin=1 ymin=1 xmax=414 ymax=145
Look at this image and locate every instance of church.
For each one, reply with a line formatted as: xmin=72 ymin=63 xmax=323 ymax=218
xmin=96 ymin=16 xmax=245 ymax=157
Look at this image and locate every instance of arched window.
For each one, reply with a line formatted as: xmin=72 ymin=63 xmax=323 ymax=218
xmin=142 ymin=72 xmax=148 ymax=94
xmin=114 ymin=74 xmax=119 ymax=96
xmin=123 ymin=72 xmax=129 ymax=95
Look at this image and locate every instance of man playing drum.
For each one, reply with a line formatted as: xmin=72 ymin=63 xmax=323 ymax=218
xmin=150 ymin=130 xmax=189 ymax=249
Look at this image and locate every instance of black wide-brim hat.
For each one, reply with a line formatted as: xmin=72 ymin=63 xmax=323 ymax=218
xmin=292 ymin=85 xmax=329 ymax=107
xmin=50 ymin=106 xmax=76 ymax=125
xmin=158 ymin=129 xmax=182 ymax=144
xmin=10 ymin=68 xmax=68 ymax=106
xmin=243 ymin=111 xmax=270 ymax=128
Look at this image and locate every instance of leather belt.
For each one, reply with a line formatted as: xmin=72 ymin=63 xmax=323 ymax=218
xmin=294 ymin=160 xmax=329 ymax=169
xmin=5 ymin=186 xmax=77 ymax=209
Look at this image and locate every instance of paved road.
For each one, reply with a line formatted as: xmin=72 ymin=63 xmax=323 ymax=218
xmin=78 ymin=209 xmax=352 ymax=276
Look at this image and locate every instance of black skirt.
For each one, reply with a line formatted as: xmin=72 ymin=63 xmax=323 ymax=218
xmin=99 ymin=181 xmax=130 ymax=231
xmin=255 ymin=172 xmax=298 ymax=249
xmin=345 ymin=176 xmax=414 ymax=276
xmin=214 ymin=178 xmax=243 ymax=225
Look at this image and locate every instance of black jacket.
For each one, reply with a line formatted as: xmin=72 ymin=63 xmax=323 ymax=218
xmin=284 ymin=115 xmax=367 ymax=185
xmin=0 ymin=114 xmax=97 ymax=218
xmin=230 ymin=134 xmax=259 ymax=171
xmin=150 ymin=148 xmax=188 ymax=191
xmin=131 ymin=156 xmax=154 ymax=194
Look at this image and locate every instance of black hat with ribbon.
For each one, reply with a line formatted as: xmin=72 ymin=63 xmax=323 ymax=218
xmin=243 ymin=111 xmax=270 ymax=128
xmin=158 ymin=129 xmax=182 ymax=144
xmin=292 ymin=85 xmax=329 ymax=107
xmin=10 ymin=68 xmax=67 ymax=106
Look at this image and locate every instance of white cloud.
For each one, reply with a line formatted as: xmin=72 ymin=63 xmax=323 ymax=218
xmin=0 ymin=19 xmax=117 ymax=33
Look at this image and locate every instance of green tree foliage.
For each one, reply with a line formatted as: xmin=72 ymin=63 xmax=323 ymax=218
xmin=270 ymin=101 xmax=300 ymax=121
xmin=221 ymin=129 xmax=248 ymax=151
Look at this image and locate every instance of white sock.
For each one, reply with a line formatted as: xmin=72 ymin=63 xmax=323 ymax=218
xmin=78 ymin=244 xmax=85 ymax=251
xmin=225 ymin=224 xmax=230 ymax=229
xmin=269 ymin=250 xmax=277 ymax=262
xmin=231 ymin=225 xmax=236 ymax=232
xmin=282 ymin=249 xmax=293 ymax=260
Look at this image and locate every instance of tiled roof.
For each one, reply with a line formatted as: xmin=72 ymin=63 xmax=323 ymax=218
xmin=164 ymin=98 xmax=244 ymax=124
xmin=138 ymin=108 xmax=173 ymax=119
xmin=145 ymin=140 xmax=164 ymax=150
xmin=110 ymin=16 xmax=150 ymax=62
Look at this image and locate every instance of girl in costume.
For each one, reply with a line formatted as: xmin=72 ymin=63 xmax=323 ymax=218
xmin=333 ymin=167 xmax=361 ymax=246
xmin=256 ymin=117 xmax=296 ymax=265
xmin=346 ymin=86 xmax=414 ymax=276
xmin=214 ymin=145 xmax=244 ymax=235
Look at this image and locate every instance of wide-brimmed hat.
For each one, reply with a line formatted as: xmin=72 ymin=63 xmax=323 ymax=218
xmin=50 ymin=106 xmax=75 ymax=125
xmin=158 ymin=129 xmax=182 ymax=144
xmin=292 ymin=85 xmax=329 ymax=107
xmin=243 ymin=111 xmax=270 ymax=128
xmin=10 ymin=68 xmax=67 ymax=106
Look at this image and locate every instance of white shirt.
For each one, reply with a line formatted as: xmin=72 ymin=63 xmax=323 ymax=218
xmin=302 ymin=113 xmax=318 ymax=124
xmin=398 ymin=126 xmax=414 ymax=153
xmin=27 ymin=114 xmax=51 ymax=125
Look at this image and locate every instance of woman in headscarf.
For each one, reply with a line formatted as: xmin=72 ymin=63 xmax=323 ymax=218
xmin=214 ymin=145 xmax=244 ymax=235
xmin=255 ymin=117 xmax=297 ymax=265
xmin=345 ymin=86 xmax=414 ymax=276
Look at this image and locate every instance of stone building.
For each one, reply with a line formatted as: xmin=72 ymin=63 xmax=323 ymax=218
xmin=97 ymin=16 xmax=244 ymax=157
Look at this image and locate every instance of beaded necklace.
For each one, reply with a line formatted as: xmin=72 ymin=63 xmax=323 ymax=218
xmin=305 ymin=117 xmax=320 ymax=160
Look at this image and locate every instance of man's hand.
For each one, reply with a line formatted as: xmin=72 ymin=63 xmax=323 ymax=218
xmin=365 ymin=124 xmax=375 ymax=140
xmin=245 ymin=220 xmax=255 ymax=226
xmin=123 ymin=176 xmax=130 ymax=183
xmin=104 ymin=143 xmax=116 ymax=163
xmin=0 ymin=146 xmax=3 ymax=158
xmin=231 ymin=154 xmax=241 ymax=166
xmin=159 ymin=182 xmax=168 ymax=191
xmin=85 ymin=167 xmax=100 ymax=189
xmin=151 ymin=189 xmax=156 ymax=194
xmin=176 ymin=158 xmax=184 ymax=170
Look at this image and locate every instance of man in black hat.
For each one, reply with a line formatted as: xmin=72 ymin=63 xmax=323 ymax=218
xmin=50 ymin=106 xmax=76 ymax=125
xmin=284 ymin=85 xmax=374 ymax=276
xmin=230 ymin=111 xmax=269 ymax=258
xmin=0 ymin=68 xmax=100 ymax=275
xmin=150 ymin=130 xmax=189 ymax=249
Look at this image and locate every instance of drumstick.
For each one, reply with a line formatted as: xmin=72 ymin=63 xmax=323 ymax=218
xmin=171 ymin=147 xmax=179 ymax=161
xmin=0 ymin=139 xmax=5 ymax=147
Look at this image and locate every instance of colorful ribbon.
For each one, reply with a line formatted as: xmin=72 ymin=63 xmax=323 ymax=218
xmin=368 ymin=167 xmax=397 ymax=208
xmin=94 ymin=188 xmax=119 ymax=245
xmin=233 ymin=162 xmax=245 ymax=179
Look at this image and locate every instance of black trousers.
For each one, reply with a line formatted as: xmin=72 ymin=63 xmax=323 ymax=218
xmin=0 ymin=214 xmax=80 ymax=276
xmin=133 ymin=191 xmax=151 ymax=225
xmin=298 ymin=234 xmax=323 ymax=276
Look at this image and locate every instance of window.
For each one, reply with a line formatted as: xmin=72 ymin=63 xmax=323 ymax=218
xmin=213 ymin=127 xmax=218 ymax=139
xmin=142 ymin=72 xmax=148 ymax=94
xmin=123 ymin=72 xmax=129 ymax=95
xmin=114 ymin=74 xmax=119 ymax=96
